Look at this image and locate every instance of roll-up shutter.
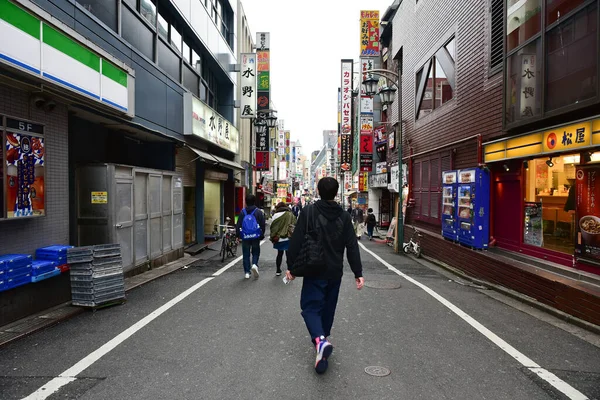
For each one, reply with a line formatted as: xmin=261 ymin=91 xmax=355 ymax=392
xmin=175 ymin=147 xmax=197 ymax=187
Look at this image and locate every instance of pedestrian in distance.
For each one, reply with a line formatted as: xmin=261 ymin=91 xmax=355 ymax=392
xmin=236 ymin=194 xmax=266 ymax=280
xmin=351 ymin=205 xmax=364 ymax=240
xmin=286 ymin=177 xmax=365 ymax=374
xmin=270 ymin=202 xmax=296 ymax=276
xmin=365 ymin=208 xmax=377 ymax=241
xmin=291 ymin=198 xmax=302 ymax=218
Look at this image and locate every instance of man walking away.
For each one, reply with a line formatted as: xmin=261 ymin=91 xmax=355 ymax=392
xmin=351 ymin=205 xmax=364 ymax=240
xmin=236 ymin=194 xmax=266 ymax=280
xmin=270 ymin=202 xmax=296 ymax=276
xmin=365 ymin=208 xmax=377 ymax=240
xmin=286 ymin=177 xmax=365 ymax=374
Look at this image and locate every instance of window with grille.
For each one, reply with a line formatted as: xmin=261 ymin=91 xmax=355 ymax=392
xmin=411 ymin=152 xmax=451 ymax=224
xmin=489 ymin=0 xmax=503 ymax=72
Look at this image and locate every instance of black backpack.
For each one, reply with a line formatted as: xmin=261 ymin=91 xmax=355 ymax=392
xmin=289 ymin=207 xmax=326 ymax=277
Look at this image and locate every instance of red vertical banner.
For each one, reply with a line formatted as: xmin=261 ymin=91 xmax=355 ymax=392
xmin=256 ymin=151 xmax=270 ymax=171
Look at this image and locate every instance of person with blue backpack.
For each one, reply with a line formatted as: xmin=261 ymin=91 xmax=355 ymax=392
xmin=235 ymin=194 xmax=266 ymax=279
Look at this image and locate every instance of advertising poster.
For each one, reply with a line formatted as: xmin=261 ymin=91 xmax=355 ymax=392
xmin=374 ymin=125 xmax=386 ymax=144
xmin=575 ymin=165 xmax=600 ymax=262
xmin=6 ymin=128 xmax=45 ymax=218
xmin=523 ymin=202 xmax=543 ymax=247
xmin=360 ymin=134 xmax=373 ymax=154
xmin=359 ymin=172 xmax=369 ymax=192
xmin=359 ymin=10 xmax=380 ymax=57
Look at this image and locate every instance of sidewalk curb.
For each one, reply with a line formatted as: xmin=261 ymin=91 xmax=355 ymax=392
xmin=414 ymin=253 xmax=600 ymax=336
xmin=0 ymin=253 xmax=207 ymax=349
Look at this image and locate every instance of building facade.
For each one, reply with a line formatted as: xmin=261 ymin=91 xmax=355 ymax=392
xmin=484 ymin=0 xmax=600 ymax=271
xmin=0 ymin=0 xmax=245 ymax=325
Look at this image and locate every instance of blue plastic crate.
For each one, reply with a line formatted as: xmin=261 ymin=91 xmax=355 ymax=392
xmin=31 ymin=268 xmax=60 ymax=283
xmin=37 ymin=254 xmax=67 ymax=264
xmin=36 ymin=245 xmax=74 ymax=262
xmin=0 ymin=254 xmax=32 ymax=270
xmin=4 ymin=273 xmax=31 ymax=290
xmin=6 ymin=264 xmax=32 ymax=279
xmin=32 ymin=260 xmax=58 ymax=276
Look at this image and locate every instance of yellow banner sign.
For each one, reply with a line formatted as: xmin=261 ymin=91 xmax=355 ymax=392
xmin=91 ymin=191 xmax=108 ymax=204
xmin=542 ymin=121 xmax=592 ymax=153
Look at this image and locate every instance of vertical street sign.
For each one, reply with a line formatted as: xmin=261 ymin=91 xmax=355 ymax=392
xmin=340 ymin=59 xmax=353 ymax=171
xmin=240 ymin=53 xmax=256 ymax=119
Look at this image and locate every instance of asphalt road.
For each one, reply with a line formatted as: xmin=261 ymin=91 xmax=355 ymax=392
xmin=1 ymin=239 xmax=599 ymax=400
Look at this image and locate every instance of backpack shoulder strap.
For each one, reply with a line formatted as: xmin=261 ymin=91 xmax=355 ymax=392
xmin=250 ymin=208 xmax=257 ymax=216
xmin=242 ymin=208 xmax=247 ymax=216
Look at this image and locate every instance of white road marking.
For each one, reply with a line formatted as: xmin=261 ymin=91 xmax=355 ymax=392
xmin=22 ymin=241 xmax=264 ymax=400
xmin=358 ymin=242 xmax=589 ymax=400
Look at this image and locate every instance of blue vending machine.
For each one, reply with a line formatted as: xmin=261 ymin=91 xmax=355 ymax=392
xmin=457 ymin=167 xmax=491 ymax=249
xmin=441 ymin=170 xmax=458 ymax=241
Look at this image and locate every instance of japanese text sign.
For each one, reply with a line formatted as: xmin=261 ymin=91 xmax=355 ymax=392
xmin=340 ymin=59 xmax=353 ymax=171
xmin=360 ymin=10 xmax=380 ymax=57
xmin=542 ymin=121 xmax=592 ymax=153
xmin=240 ymin=53 xmax=256 ymax=119
xmin=189 ymin=94 xmax=239 ymax=153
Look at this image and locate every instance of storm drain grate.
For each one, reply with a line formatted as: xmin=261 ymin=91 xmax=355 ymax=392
xmin=365 ymin=366 xmax=391 ymax=377
xmin=364 ymin=280 xmax=402 ymax=290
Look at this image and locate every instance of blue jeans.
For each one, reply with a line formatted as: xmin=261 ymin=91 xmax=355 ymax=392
xmin=367 ymin=226 xmax=374 ymax=238
xmin=300 ymin=278 xmax=342 ymax=341
xmin=241 ymin=239 xmax=261 ymax=274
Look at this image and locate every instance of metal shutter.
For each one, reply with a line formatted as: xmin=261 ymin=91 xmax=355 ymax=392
xmin=175 ymin=147 xmax=197 ymax=187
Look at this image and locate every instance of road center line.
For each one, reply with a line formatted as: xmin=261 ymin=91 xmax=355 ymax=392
xmin=358 ymin=242 xmax=589 ymax=400
xmin=22 ymin=241 xmax=265 ymax=400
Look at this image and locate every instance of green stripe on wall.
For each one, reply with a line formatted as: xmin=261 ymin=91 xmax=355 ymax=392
xmin=0 ymin=0 xmax=40 ymax=39
xmin=43 ymin=24 xmax=99 ymax=72
xmin=102 ymin=59 xmax=127 ymax=88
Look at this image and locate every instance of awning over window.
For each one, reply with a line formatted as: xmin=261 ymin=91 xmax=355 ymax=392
xmin=187 ymin=146 xmax=245 ymax=171
xmin=210 ymin=154 xmax=245 ymax=171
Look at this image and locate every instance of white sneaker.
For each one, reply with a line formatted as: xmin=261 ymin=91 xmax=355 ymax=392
xmin=244 ymin=273 xmax=251 ymax=279
xmin=251 ymin=264 xmax=259 ymax=279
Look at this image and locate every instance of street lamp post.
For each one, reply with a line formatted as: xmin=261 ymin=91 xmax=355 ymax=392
xmin=362 ymin=68 xmax=403 ymax=253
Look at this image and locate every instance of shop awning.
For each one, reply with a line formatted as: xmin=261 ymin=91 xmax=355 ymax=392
xmin=210 ymin=154 xmax=245 ymax=171
xmin=188 ymin=147 xmax=219 ymax=165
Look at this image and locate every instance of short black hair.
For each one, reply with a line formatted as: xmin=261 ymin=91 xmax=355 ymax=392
xmin=245 ymin=194 xmax=256 ymax=206
xmin=368 ymin=208 xmax=373 ymax=213
xmin=317 ymin=177 xmax=339 ymax=201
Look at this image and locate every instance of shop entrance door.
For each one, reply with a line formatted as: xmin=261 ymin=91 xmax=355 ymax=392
xmin=493 ymin=177 xmax=521 ymax=251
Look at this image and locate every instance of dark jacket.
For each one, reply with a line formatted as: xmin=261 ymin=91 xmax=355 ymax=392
xmin=235 ymin=205 xmax=266 ymax=240
xmin=366 ymin=213 xmax=377 ymax=228
xmin=287 ymin=200 xmax=363 ymax=279
xmin=351 ymin=208 xmax=364 ymax=223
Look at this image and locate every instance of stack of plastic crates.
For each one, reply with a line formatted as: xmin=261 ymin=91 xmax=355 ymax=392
xmin=31 ymin=260 xmax=60 ymax=283
xmin=68 ymin=244 xmax=126 ymax=308
xmin=0 ymin=254 xmax=32 ymax=292
xmin=36 ymin=245 xmax=74 ymax=273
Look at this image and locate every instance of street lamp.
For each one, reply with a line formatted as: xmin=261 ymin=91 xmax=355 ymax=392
xmin=362 ymin=68 xmax=403 ymax=253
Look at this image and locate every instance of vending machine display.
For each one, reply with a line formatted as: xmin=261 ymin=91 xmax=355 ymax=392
xmin=457 ymin=167 xmax=490 ymax=249
xmin=441 ymin=170 xmax=458 ymax=241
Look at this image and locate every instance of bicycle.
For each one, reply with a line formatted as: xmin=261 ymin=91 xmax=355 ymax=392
xmin=403 ymin=226 xmax=422 ymax=258
xmin=218 ymin=217 xmax=238 ymax=262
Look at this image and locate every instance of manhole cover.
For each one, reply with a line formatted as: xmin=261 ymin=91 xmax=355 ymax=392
xmin=364 ymin=280 xmax=402 ymax=289
xmin=365 ymin=366 xmax=391 ymax=377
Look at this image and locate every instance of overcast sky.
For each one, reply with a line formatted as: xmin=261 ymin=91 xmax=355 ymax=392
xmin=241 ymin=0 xmax=394 ymax=155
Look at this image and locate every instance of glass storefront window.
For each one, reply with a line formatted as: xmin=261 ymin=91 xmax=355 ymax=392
xmin=506 ymin=38 xmax=542 ymax=124
xmin=507 ymin=0 xmax=542 ymax=52
xmin=524 ymin=154 xmax=578 ymax=254
xmin=157 ymin=13 xmax=168 ymax=39
xmin=546 ymin=0 xmax=585 ymax=25
xmin=545 ymin=3 xmax=597 ymax=112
